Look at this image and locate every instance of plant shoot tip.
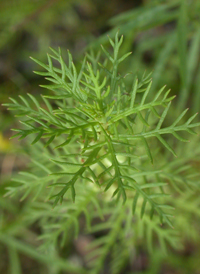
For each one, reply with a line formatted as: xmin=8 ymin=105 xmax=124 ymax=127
xmin=5 ymin=32 xmax=200 ymax=254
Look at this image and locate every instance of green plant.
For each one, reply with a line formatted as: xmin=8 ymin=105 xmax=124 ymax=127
xmin=93 ymin=0 xmax=200 ymax=112
xmin=3 ymin=32 xmax=200 ymax=273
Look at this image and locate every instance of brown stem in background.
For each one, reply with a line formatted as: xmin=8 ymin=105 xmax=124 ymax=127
xmin=12 ymin=0 xmax=61 ymax=31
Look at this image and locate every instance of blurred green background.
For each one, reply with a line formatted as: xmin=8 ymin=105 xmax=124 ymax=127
xmin=0 ymin=0 xmax=200 ymax=273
